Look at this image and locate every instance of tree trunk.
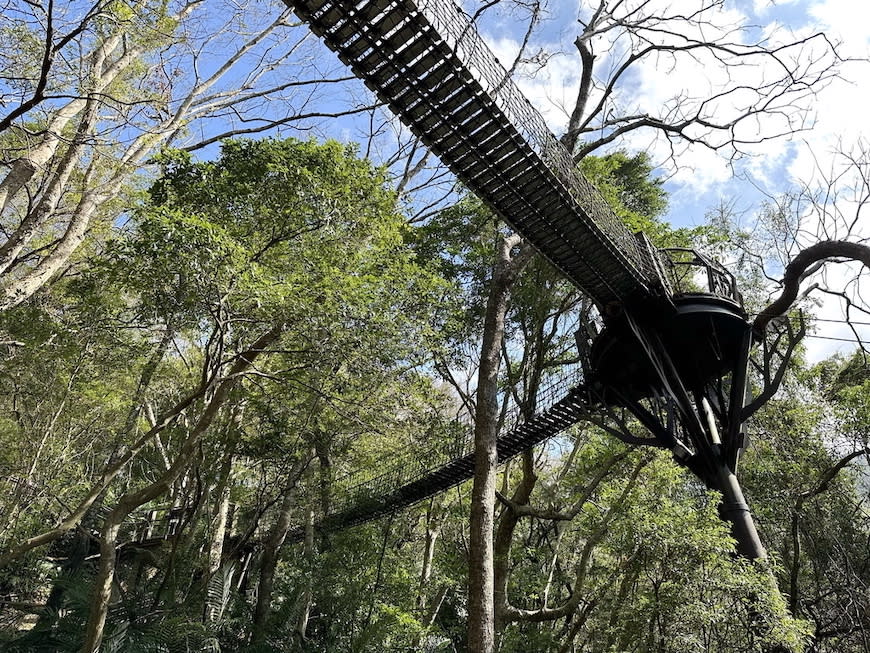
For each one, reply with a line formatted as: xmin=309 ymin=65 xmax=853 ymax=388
xmin=251 ymin=489 xmax=296 ymax=644
xmin=294 ymin=506 xmax=315 ymax=641
xmin=207 ymin=461 xmax=233 ymax=579
xmin=467 ymin=234 xmax=531 ymax=653
xmin=412 ymin=584 xmax=450 ymax=649
xmin=80 ymin=324 xmax=284 ymax=653
xmin=493 ymin=450 xmax=537 ymax=636
xmin=417 ymin=500 xmax=442 ymax=611
xmin=251 ymin=452 xmax=312 ymax=644
xmin=81 ymin=522 xmax=123 ymax=653
xmin=204 ymin=451 xmax=234 ymax=623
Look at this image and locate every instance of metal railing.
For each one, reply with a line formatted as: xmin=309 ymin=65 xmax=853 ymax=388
xmin=317 ymin=360 xmax=585 ymax=523
xmin=417 ymin=0 xmax=655 ymax=282
xmin=659 ymin=248 xmax=741 ymax=305
xmin=289 ymin=0 xmax=668 ymax=306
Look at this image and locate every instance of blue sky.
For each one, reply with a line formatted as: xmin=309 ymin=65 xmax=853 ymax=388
xmin=455 ymin=0 xmax=870 ymax=360
xmin=473 ymin=0 xmax=868 ymax=226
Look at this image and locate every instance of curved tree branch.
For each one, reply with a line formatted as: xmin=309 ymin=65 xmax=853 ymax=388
xmin=753 ymin=240 xmax=870 ymax=335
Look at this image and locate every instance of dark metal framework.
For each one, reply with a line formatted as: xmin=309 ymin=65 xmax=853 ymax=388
xmin=289 ymin=0 xmax=664 ymax=309
xmin=284 ymin=0 xmax=767 ymax=558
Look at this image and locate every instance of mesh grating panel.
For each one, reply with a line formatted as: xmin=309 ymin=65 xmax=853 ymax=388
xmin=286 ymin=0 xmax=665 ymax=308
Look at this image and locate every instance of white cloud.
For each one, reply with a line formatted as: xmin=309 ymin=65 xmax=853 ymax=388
xmin=486 ymin=0 xmax=866 ymax=198
xmin=753 ymin=0 xmax=800 ymax=16
xmin=782 ymin=6 xmax=870 ymax=190
xmin=808 ymin=0 xmax=870 ymax=52
xmin=481 ymin=0 xmax=824 ymax=191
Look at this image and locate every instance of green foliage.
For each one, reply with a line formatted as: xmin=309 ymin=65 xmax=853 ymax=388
xmin=0 ymin=135 xmax=448 ymax=650
xmin=740 ymin=357 xmax=870 ymax=651
xmin=580 ymin=150 xmax=667 ymax=222
xmin=580 ymin=150 xmax=722 ymax=250
xmin=491 ymin=441 xmax=811 ymax=652
xmin=114 ymin=139 xmax=432 ymax=331
xmin=0 ymin=21 xmax=42 ymax=93
xmin=3 ymin=131 xmax=870 ymax=653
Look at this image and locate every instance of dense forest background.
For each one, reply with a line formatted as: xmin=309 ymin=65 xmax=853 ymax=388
xmin=2 ymin=1 xmax=870 ymax=652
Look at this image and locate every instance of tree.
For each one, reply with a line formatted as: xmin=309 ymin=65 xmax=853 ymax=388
xmin=734 ymin=353 xmax=870 ymax=652
xmin=1 ymin=0 xmax=867 ymax=647
xmin=554 ymin=0 xmax=843 ymax=162
xmin=685 ymin=143 xmax=870 ymax=650
xmin=0 ymin=136 xmax=441 ymax=651
xmin=0 ymin=0 xmax=375 ymax=312
xmin=466 ymin=230 xmax=534 ymax=651
xmin=417 ymin=151 xmax=692 ymax=651
xmin=415 ymin=194 xmax=536 ymax=651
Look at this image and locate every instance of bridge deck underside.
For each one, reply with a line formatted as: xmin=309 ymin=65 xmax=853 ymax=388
xmin=288 ymin=0 xmax=657 ymax=308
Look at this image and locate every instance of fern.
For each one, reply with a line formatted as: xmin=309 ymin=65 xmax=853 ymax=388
xmin=103 ymin=618 xmax=131 ymax=653
xmin=205 ymin=562 xmax=236 ymax=625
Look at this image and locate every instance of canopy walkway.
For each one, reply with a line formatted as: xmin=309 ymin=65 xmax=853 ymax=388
xmin=286 ymin=365 xmax=629 ymax=541
xmin=283 ymin=0 xmax=763 ymax=556
xmin=289 ymin=0 xmax=670 ymax=310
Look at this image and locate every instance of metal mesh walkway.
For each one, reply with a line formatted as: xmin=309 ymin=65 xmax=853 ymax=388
xmin=287 ymin=0 xmax=662 ymax=308
xmin=288 ymin=366 xmax=591 ymax=541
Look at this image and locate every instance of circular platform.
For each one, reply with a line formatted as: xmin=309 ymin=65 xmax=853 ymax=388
xmin=589 ymin=294 xmax=751 ymax=405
